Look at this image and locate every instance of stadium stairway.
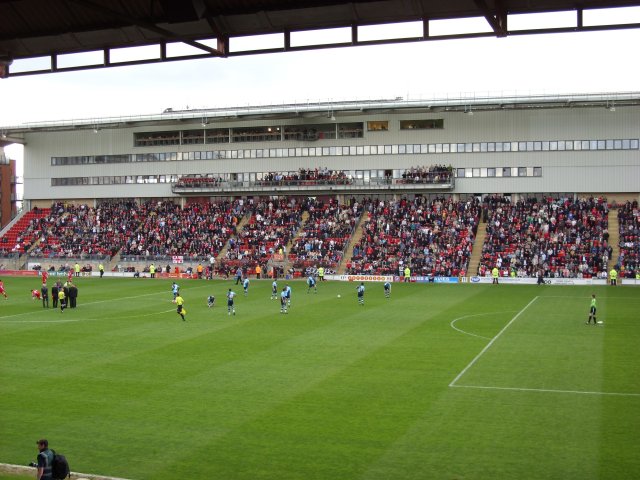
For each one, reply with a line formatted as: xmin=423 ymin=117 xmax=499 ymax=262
xmin=607 ymin=211 xmax=620 ymax=270
xmin=467 ymin=219 xmax=488 ymax=276
xmin=281 ymin=210 xmax=309 ymax=273
xmin=337 ymin=211 xmax=369 ymax=274
xmin=215 ymin=212 xmax=251 ymax=261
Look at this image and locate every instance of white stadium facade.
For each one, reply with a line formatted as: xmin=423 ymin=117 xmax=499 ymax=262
xmin=4 ymin=91 xmax=640 ymax=206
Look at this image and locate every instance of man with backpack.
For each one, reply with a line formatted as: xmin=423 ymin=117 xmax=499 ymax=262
xmin=34 ymin=438 xmax=70 ymax=480
xmin=36 ymin=439 xmax=54 ymax=480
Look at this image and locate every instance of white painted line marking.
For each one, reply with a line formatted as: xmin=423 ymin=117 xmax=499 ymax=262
xmin=449 ymin=311 xmax=518 ymax=340
xmin=449 ymin=296 xmax=539 ymax=387
xmin=451 ymin=384 xmax=640 ymax=397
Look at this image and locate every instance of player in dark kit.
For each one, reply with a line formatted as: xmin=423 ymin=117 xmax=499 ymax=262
xmin=207 ymin=295 xmax=215 ymax=308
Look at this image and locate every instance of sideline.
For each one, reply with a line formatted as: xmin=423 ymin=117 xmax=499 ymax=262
xmin=450 ymin=384 xmax=640 ymax=397
xmin=449 ymin=296 xmax=539 ymax=387
xmin=0 ymin=463 xmax=131 ymax=480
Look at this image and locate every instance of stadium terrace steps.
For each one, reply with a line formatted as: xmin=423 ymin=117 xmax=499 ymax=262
xmin=467 ymin=218 xmax=487 ymax=276
xmin=282 ymin=210 xmax=310 ymax=273
xmin=608 ymin=212 xmax=620 ymax=270
xmin=0 ymin=207 xmax=51 ymax=252
xmin=215 ymin=212 xmax=251 ymax=261
xmin=337 ymin=211 xmax=369 ymax=274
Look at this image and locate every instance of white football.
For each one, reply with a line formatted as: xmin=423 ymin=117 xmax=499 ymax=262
xmin=337 ymin=294 xmax=341 ymax=298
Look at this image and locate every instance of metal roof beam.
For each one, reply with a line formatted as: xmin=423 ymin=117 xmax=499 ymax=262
xmin=474 ymin=0 xmax=507 ymax=37
xmin=66 ymin=0 xmax=224 ymax=56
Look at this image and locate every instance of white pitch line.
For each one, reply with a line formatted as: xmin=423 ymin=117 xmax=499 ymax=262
xmin=451 ymin=384 xmax=640 ymax=397
xmin=449 ymin=296 xmax=539 ymax=387
xmin=542 ymin=296 xmax=640 ymax=300
xmin=0 ymin=283 xmax=211 ymax=322
xmin=0 ymin=309 xmax=177 ymax=324
xmin=449 ymin=311 xmax=518 ymax=340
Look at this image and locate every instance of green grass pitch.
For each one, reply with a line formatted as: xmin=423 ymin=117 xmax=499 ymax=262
xmin=1 ymin=276 xmax=639 ymax=479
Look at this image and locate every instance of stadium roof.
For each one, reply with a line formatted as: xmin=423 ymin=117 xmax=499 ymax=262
xmin=2 ymin=0 xmax=640 ymax=77
xmin=1 ymin=91 xmax=638 ymax=145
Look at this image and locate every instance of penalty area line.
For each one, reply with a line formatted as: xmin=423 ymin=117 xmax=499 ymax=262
xmin=450 ymin=384 xmax=640 ymax=397
xmin=449 ymin=296 xmax=539 ymax=387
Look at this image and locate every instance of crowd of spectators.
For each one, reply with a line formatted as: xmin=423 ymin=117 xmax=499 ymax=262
xmin=617 ymin=200 xmax=640 ymax=278
xmin=399 ymin=165 xmax=453 ymax=184
xmin=478 ymin=196 xmax=610 ymax=278
xmin=219 ymin=197 xmax=302 ymax=272
xmin=258 ymin=168 xmax=352 ymax=186
xmin=27 ymin=201 xmax=138 ymax=258
xmin=289 ymin=198 xmax=364 ymax=270
xmin=121 ymin=200 xmax=244 ymax=260
xmin=174 ymin=176 xmax=223 ymax=188
xmin=347 ymin=197 xmax=479 ymax=276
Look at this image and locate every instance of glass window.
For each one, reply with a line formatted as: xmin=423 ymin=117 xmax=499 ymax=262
xmin=589 ymin=140 xmax=598 ymax=150
xmin=457 ymin=168 xmax=465 ymax=178
xmin=502 ymin=167 xmax=511 ymax=177
xmin=581 ymin=140 xmax=589 ymax=150
xmin=428 ymin=144 xmax=436 ymax=153
xmin=550 ymin=141 xmax=557 ymax=151
xmin=631 ymin=139 xmax=639 ymax=149
xmin=436 ymin=144 xmax=443 ymax=153
xmin=370 ymin=145 xmax=378 ymax=155
xmin=457 ymin=143 xmax=465 ymax=153
xmin=473 ymin=168 xmax=481 ymax=177
xmin=350 ymin=146 xmax=357 ymax=155
xmin=465 ymin=143 xmax=472 ymax=152
xmin=495 ymin=142 xmax=503 ymax=152
xmin=519 ymin=141 xmax=527 ymax=151
xmin=518 ymin=167 xmax=527 ymax=177
xmin=487 ymin=167 xmax=496 ymax=177
xmin=357 ymin=146 xmax=365 ymax=155
xmin=398 ymin=145 xmax=406 ymax=154
xmin=473 ymin=143 xmax=480 ymax=152
xmin=533 ymin=141 xmax=541 ymax=151
xmin=391 ymin=145 xmax=398 ymax=154
xmin=510 ymin=142 xmax=518 ymax=152
xmin=443 ymin=143 xmax=450 ymax=153
xmin=367 ymin=121 xmax=388 ymax=131
xmin=400 ymin=119 xmax=444 ymax=130
xmin=450 ymin=144 xmax=458 ymax=153
xmin=533 ymin=167 xmax=542 ymax=177
xmin=488 ymin=142 xmax=495 ymax=152
xmin=565 ymin=141 xmax=573 ymax=151
xmin=597 ymin=140 xmax=606 ymax=150
xmin=384 ymin=145 xmax=392 ymax=154
xmin=622 ymin=139 xmax=630 ymax=149
xmin=605 ymin=140 xmax=614 ymax=150
xmin=480 ymin=143 xmax=487 ymax=152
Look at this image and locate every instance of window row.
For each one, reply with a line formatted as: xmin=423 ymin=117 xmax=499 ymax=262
xmin=456 ymin=167 xmax=542 ymax=178
xmin=51 ymin=138 xmax=639 ymax=166
xmin=133 ymin=122 xmax=365 ymax=147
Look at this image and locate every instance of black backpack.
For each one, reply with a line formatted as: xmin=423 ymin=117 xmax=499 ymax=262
xmin=51 ymin=451 xmax=70 ymax=479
